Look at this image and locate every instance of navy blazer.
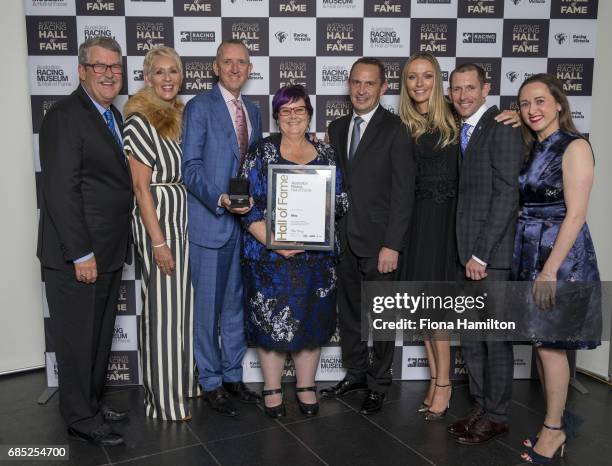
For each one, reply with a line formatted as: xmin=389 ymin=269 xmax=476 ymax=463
xmin=182 ymin=84 xmax=262 ymax=248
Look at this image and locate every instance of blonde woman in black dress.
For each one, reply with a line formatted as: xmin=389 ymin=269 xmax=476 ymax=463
xmin=123 ymin=46 xmax=197 ymax=421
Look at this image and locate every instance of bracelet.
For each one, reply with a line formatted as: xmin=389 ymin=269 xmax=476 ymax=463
xmin=152 ymin=242 xmax=166 ymax=248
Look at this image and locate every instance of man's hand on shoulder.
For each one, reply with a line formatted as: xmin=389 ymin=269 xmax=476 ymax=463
xmin=378 ymin=247 xmax=399 ymax=274
xmin=74 ymin=256 xmax=98 ymax=284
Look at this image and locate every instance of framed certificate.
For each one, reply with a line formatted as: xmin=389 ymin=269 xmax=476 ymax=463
xmin=266 ymin=164 xmax=336 ymax=251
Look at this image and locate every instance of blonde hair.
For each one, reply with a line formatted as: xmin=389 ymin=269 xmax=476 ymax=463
xmin=399 ymin=52 xmax=458 ymax=147
xmin=142 ymin=46 xmax=183 ymax=79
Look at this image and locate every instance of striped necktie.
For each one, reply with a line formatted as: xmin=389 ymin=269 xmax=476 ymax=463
xmin=103 ymin=108 xmax=123 ymax=149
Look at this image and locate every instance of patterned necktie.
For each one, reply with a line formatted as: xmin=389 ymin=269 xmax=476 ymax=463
xmin=348 ymin=116 xmax=364 ymax=160
xmin=103 ymin=108 xmax=123 ymax=149
xmin=233 ymin=99 xmax=249 ymax=162
xmin=460 ymin=122 xmax=472 ymax=155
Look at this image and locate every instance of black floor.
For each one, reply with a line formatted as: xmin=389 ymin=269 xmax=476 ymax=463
xmin=0 ymin=370 xmax=610 ymax=466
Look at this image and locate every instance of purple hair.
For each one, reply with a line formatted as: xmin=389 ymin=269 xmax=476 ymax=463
xmin=271 ymin=84 xmax=313 ymax=121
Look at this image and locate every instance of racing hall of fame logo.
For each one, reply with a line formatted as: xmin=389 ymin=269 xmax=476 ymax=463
xmin=181 ymin=58 xmax=215 ymax=94
xmin=316 ymin=96 xmax=352 ymax=132
xmin=27 ymin=17 xmax=77 ymax=55
xmin=180 ymin=31 xmax=216 ymax=42
xmin=457 ymin=58 xmax=501 ymax=95
xmin=76 ymin=0 xmax=124 ymax=15
xmin=548 ymin=59 xmax=593 ymax=96
xmin=31 ymin=96 xmax=60 ymax=133
xmin=381 ymin=58 xmax=403 ymax=95
xmin=369 ymin=27 xmax=401 ymax=49
xmin=35 ymin=65 xmax=72 ymax=89
xmin=551 ymin=0 xmax=598 ymax=19
xmin=222 ymin=19 xmax=268 ymax=55
xmin=106 ymin=352 xmax=137 ymax=384
xmin=116 ymin=281 xmax=135 ymax=315
xmin=83 ymin=24 xmax=115 ymax=41
xmin=405 ymin=357 xmax=429 ymax=368
xmin=458 ymin=0 xmax=502 ymax=18
xmin=270 ymin=0 xmax=315 ymax=16
xmin=503 ymin=20 xmax=548 ymax=57
xmin=410 ymin=20 xmax=456 ymax=57
xmin=127 ymin=18 xmax=173 ymax=55
xmin=365 ymin=0 xmax=410 ymax=17
xmin=173 ymin=0 xmax=220 ymax=16
xmin=317 ymin=20 xmax=363 ymax=56
xmin=270 ymin=58 xmax=315 ymax=90
xmin=320 ymin=64 xmax=349 ymax=90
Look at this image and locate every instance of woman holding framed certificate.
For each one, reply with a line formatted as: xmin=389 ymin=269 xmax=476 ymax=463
xmin=239 ymin=85 xmax=348 ymax=418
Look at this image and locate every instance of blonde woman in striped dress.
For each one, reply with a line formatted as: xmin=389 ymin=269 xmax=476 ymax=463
xmin=123 ymin=46 xmax=197 ymax=421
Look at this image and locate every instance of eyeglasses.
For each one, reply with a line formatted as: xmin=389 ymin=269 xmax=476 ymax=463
xmin=278 ymin=106 xmax=308 ymax=117
xmin=83 ymin=63 xmax=123 ymax=75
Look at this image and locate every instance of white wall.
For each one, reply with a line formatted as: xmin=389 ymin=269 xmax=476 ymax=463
xmin=576 ymin=0 xmax=612 ymax=379
xmin=0 ymin=0 xmax=45 ymax=374
xmin=1 ymin=0 xmax=609 ymax=378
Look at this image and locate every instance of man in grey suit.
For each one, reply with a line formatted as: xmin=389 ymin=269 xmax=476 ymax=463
xmin=447 ymin=63 xmax=523 ymax=444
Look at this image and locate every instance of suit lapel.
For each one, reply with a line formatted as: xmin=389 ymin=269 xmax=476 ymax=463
xmin=336 ymin=114 xmax=351 ymax=163
xmin=76 ymin=86 xmax=128 ymax=170
xmin=463 ymin=106 xmax=497 ymax=160
xmin=244 ymin=98 xmax=259 ymax=147
xmin=212 ymin=85 xmax=241 ymax=161
xmin=350 ymin=105 xmax=385 ymax=167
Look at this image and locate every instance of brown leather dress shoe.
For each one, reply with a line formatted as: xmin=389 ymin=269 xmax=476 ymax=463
xmin=456 ymin=417 xmax=509 ymax=445
xmin=448 ymin=406 xmax=485 ymax=437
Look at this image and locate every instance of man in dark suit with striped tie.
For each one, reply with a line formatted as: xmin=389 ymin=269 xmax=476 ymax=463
xmin=37 ymin=37 xmax=132 ymax=446
xmin=447 ymin=63 xmax=523 ymax=445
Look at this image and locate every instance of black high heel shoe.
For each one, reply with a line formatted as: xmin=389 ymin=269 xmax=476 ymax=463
xmin=417 ymin=376 xmax=436 ymax=413
xmin=262 ymin=388 xmax=285 ymax=418
xmin=521 ymin=423 xmax=567 ymax=464
xmin=424 ymin=383 xmax=452 ymax=421
xmin=295 ymin=386 xmax=319 ymax=417
xmin=524 ymin=409 xmax=583 ymax=448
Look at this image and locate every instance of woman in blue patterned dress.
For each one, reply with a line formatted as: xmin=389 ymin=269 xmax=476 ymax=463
xmin=239 ymin=85 xmax=348 ymax=418
xmin=513 ymin=74 xmax=600 ymax=464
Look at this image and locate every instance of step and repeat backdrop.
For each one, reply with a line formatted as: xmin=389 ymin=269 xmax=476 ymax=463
xmin=24 ymin=0 xmax=599 ymax=388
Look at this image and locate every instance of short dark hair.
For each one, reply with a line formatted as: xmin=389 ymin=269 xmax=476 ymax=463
xmin=449 ymin=63 xmax=487 ymax=87
xmin=349 ymin=57 xmax=386 ymax=84
xmin=215 ymin=39 xmax=250 ymax=62
xmin=272 ymin=85 xmax=313 ymax=121
xmin=78 ymin=36 xmax=122 ymax=65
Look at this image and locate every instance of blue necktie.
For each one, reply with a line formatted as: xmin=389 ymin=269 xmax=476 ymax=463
xmin=348 ymin=116 xmax=364 ymax=160
xmin=460 ymin=123 xmax=472 ymax=155
xmin=103 ymin=108 xmax=123 ymax=149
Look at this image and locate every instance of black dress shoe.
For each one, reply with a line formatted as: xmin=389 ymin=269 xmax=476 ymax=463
xmin=456 ymin=418 xmax=509 ymax=445
xmin=295 ymin=386 xmax=319 ymax=417
xmin=262 ymin=388 xmax=286 ymax=418
xmin=101 ymin=406 xmax=129 ymax=422
xmin=223 ymin=381 xmax=261 ymax=404
xmin=448 ymin=406 xmax=485 ymax=437
xmin=359 ymin=390 xmax=385 ymax=415
xmin=68 ymin=425 xmax=124 ymax=446
xmin=319 ymin=379 xmax=368 ymax=399
xmin=204 ymin=387 xmax=238 ymax=417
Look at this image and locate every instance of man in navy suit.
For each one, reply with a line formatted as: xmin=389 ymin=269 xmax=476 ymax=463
xmin=182 ymin=39 xmax=262 ymax=416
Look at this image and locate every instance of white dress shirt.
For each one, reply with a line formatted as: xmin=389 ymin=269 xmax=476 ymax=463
xmin=218 ymin=83 xmax=252 ymax=140
xmin=346 ymin=104 xmax=379 ymax=159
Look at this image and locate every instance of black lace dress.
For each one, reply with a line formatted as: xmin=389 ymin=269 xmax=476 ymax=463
xmin=401 ymin=130 xmax=459 ymax=281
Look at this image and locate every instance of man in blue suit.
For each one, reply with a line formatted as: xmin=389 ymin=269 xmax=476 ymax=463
xmin=182 ymin=39 xmax=262 ymax=416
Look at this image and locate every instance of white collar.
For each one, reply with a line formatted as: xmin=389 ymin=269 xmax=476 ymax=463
xmin=463 ymin=103 xmax=488 ymax=127
xmin=352 ymin=104 xmax=379 ymax=125
xmin=218 ymin=83 xmax=242 ymax=104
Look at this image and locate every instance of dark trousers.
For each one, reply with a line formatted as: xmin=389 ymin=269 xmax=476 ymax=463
xmin=44 ymin=267 xmax=122 ymax=433
xmin=337 ymin=246 xmax=396 ymax=393
xmin=458 ymin=265 xmax=514 ymax=423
